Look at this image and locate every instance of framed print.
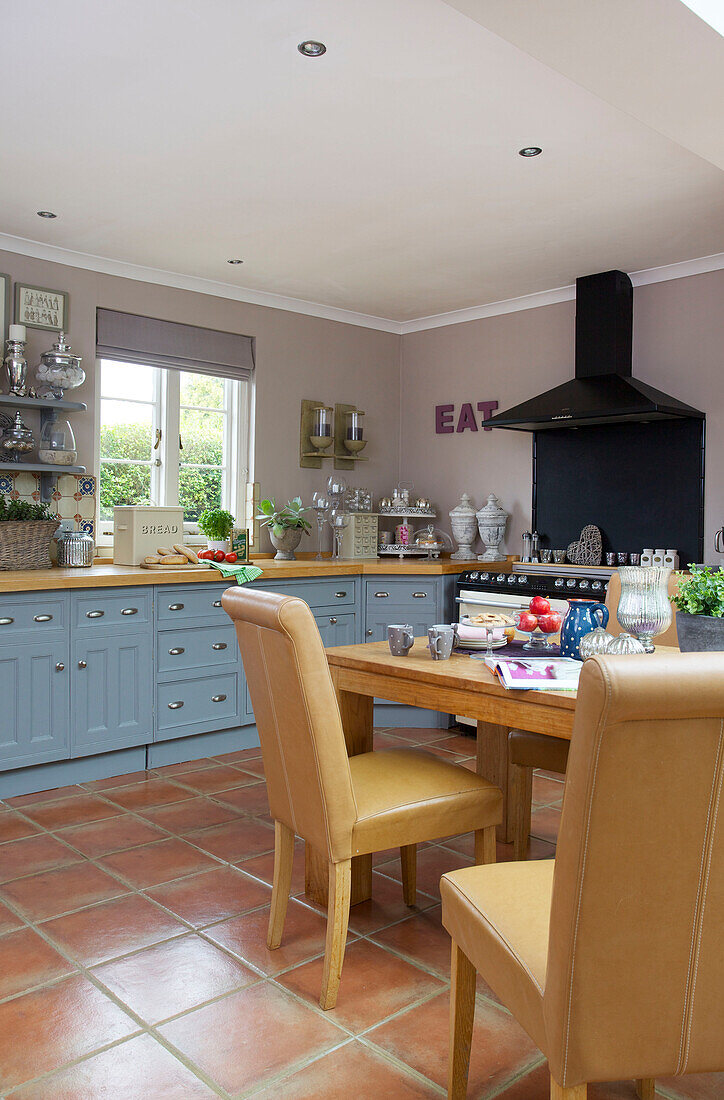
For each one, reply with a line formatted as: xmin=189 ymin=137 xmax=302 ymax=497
xmin=0 ymin=274 xmax=10 ymax=344
xmin=14 ymin=283 xmax=69 ymax=332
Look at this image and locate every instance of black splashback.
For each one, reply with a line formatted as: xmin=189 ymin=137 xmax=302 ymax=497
xmin=532 ymin=417 xmax=704 ymax=563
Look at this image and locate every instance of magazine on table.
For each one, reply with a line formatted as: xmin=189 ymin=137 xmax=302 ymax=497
xmin=481 ymin=654 xmax=582 ymax=691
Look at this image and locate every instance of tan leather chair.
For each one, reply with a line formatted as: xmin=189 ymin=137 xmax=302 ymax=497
xmin=508 ymin=571 xmax=680 ymax=859
xmin=442 ymin=651 xmax=724 ymax=1099
xmin=222 ymin=587 xmax=502 ymax=1010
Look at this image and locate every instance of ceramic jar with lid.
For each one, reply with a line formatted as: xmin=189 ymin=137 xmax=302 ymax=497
xmin=449 ymin=492 xmax=477 ymax=560
xmin=476 ymin=493 xmax=508 ymax=562
xmin=35 ymin=333 xmax=84 ymax=398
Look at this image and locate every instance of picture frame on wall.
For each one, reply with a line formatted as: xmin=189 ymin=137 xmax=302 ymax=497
xmin=0 ymin=274 xmax=10 ymax=345
xmin=14 ymin=283 xmax=69 ymax=332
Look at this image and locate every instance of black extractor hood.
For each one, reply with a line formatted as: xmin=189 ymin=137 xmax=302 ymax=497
xmin=485 ymin=270 xmax=704 ymax=431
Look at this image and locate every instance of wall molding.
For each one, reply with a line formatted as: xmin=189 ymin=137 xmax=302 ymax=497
xmin=1 ymin=231 xmax=722 ymax=336
xmin=0 ymin=233 xmax=402 ymax=335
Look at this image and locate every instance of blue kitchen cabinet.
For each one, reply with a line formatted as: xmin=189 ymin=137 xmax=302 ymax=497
xmin=0 ymin=639 xmax=70 ymax=769
xmin=314 ymin=610 xmax=356 ymax=648
xmin=71 ymin=631 xmax=153 ymax=756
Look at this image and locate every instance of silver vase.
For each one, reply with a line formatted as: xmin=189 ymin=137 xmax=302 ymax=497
xmin=616 ymin=566 xmax=672 ymax=652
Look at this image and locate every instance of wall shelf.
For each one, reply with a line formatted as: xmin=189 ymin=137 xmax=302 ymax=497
xmin=0 ymin=394 xmax=87 ymax=502
xmin=0 ymin=395 xmax=87 ymax=413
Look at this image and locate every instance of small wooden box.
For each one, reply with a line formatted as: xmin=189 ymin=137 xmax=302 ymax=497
xmin=113 ymin=506 xmax=185 ymax=565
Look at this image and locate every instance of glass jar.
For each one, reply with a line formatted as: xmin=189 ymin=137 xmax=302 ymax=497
xmin=35 ymin=332 xmax=84 ymax=398
xmin=606 ymin=632 xmax=647 ymax=655
xmin=310 ymin=406 xmax=333 ymax=452
xmin=39 ymin=411 xmax=77 ymax=465
xmin=343 ymin=410 xmax=366 ymax=455
xmin=616 ymin=566 xmax=672 ymax=652
xmin=579 ymin=625 xmax=615 ymax=659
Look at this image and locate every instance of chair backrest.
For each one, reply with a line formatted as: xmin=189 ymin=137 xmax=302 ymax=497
xmin=222 ymin=587 xmax=357 ymax=862
xmin=605 ymin=570 xmax=679 ymax=646
xmin=544 ymin=652 xmax=724 ymax=1086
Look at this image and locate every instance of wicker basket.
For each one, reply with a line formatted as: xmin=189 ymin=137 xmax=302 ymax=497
xmin=0 ymin=520 xmax=59 ymax=570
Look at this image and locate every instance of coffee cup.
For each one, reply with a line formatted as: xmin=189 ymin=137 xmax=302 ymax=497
xmin=427 ymin=624 xmax=455 ymax=661
xmin=388 ymin=624 xmax=414 ymax=656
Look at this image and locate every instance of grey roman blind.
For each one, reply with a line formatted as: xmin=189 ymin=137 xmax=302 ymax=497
xmin=96 ymin=308 xmax=255 ymax=380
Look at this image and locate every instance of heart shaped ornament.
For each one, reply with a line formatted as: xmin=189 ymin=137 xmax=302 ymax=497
xmin=566 ymin=524 xmax=603 ymax=566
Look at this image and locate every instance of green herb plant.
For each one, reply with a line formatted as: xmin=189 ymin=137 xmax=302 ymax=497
xmin=198 ymin=508 xmax=235 ymax=542
xmin=0 ymin=497 xmax=55 ymax=523
xmin=257 ymin=497 xmax=311 ymax=540
xmin=671 ymin=566 xmax=724 ymax=619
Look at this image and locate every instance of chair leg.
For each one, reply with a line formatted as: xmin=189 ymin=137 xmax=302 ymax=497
xmin=400 ymin=843 xmax=417 ymax=905
xmin=474 ymin=824 xmax=497 ymax=865
xmin=267 ymin=820 xmax=295 ymax=950
xmin=448 ymin=940 xmax=476 ymax=1100
xmin=636 ymin=1081 xmax=656 ymax=1099
xmin=320 ymin=858 xmax=351 ymax=1010
xmin=550 ymin=1079 xmax=587 ymax=1099
xmin=510 ymin=762 xmax=533 ymax=860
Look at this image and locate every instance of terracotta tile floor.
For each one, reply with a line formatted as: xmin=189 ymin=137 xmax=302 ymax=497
xmin=0 ymin=727 xmax=721 ymax=1098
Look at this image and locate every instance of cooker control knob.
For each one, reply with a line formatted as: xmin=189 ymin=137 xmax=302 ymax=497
xmin=517 ymin=575 xmax=528 ymax=584
xmin=555 ymin=578 xmax=565 ymax=587
xmin=578 ymin=579 xmax=589 ymax=590
xmin=508 ymin=575 xmax=517 ymax=585
xmin=496 ymin=574 xmax=505 ymax=583
xmin=566 ymin=578 xmax=577 ymax=588
xmin=469 ymin=571 xmax=479 ymax=581
xmin=591 ymin=580 xmax=602 ymax=591
xmin=479 ymin=572 xmax=490 ymax=581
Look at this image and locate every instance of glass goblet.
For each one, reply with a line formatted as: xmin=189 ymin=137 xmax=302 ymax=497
xmin=329 ymin=507 xmax=349 ymax=559
xmin=311 ymin=492 xmax=330 ymax=560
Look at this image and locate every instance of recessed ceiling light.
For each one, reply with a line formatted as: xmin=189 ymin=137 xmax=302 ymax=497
xmin=518 ymin=147 xmax=542 ymax=157
xmin=36 ymin=210 xmax=57 ymax=218
xmin=297 ymin=40 xmax=326 ymax=57
xmin=227 ymin=259 xmax=243 ymax=265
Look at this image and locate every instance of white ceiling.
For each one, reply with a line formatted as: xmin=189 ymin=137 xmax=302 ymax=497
xmin=1 ymin=0 xmax=722 ymax=324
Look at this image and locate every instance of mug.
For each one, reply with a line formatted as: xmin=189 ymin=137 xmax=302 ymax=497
xmin=427 ymin=624 xmax=455 ymax=661
xmin=388 ymin=624 xmax=414 ymax=656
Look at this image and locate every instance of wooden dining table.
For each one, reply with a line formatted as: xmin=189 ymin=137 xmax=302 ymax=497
xmin=305 ymin=637 xmax=579 ymax=907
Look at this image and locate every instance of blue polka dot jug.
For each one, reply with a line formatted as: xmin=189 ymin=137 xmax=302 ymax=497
xmin=560 ymin=600 xmax=609 ymax=660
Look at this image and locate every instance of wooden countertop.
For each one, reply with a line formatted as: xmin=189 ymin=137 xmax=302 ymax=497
xmin=0 ymin=554 xmax=498 ymax=593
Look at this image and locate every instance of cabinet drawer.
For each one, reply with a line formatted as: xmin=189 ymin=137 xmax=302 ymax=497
xmin=365 ymin=580 xmax=436 ymax=608
xmin=73 ymin=588 xmax=151 ymax=632
xmin=0 ymin=592 xmax=68 ymax=640
xmin=157 ymin=672 xmax=239 ymax=735
xmin=156 ymin=583 xmax=229 ymax=623
xmin=265 ymin=578 xmax=356 ymax=610
xmin=157 ymin=623 xmax=238 ymax=674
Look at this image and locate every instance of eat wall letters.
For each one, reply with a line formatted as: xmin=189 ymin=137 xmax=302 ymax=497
xmin=435 ymin=400 xmax=499 ymax=434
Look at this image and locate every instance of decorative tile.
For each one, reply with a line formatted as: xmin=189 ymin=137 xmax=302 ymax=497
xmin=79 ymin=520 xmax=94 ymax=536
xmin=57 ymin=474 xmax=77 ymax=496
xmin=9 ymin=489 xmax=19 ymax=500
xmin=0 ymin=475 xmax=12 ymax=493
xmin=14 ymin=473 xmax=36 ymax=496
xmin=73 ymin=491 xmax=82 ymax=502
xmin=77 ymin=475 xmax=96 ymax=496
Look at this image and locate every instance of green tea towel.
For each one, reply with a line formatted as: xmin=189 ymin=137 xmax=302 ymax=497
xmin=207 ymin=561 xmax=263 ymax=584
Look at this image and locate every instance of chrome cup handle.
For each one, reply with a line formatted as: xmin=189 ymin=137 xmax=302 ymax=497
xmin=716 ymin=528 xmax=724 ymax=554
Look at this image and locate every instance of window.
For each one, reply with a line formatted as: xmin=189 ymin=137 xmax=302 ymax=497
xmin=98 ymin=359 xmax=250 ymax=541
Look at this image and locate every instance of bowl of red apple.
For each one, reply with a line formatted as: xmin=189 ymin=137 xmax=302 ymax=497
xmin=513 ymin=597 xmax=563 ymax=651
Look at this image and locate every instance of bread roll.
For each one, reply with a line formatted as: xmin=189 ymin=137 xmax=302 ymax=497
xmin=144 ymin=555 xmax=160 ymax=565
xmin=174 ymin=544 xmax=199 ymax=564
xmin=156 ymin=546 xmax=173 ymax=557
xmin=159 ymin=554 xmax=188 ymax=565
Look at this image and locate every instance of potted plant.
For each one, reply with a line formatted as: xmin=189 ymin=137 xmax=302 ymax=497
xmin=257 ymin=497 xmax=311 ymax=560
xmin=198 ymin=508 xmax=235 ymax=551
xmin=0 ymin=497 xmax=59 ymax=571
xmin=671 ymin=566 xmax=724 ymax=652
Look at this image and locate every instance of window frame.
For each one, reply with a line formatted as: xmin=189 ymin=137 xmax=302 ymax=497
xmin=95 ymin=357 xmax=251 ymax=546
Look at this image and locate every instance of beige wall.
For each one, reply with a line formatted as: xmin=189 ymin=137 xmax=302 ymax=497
xmin=399 ymin=269 xmax=724 ymax=563
xmin=2 ymin=245 xmax=721 ymax=563
xmin=0 ymin=249 xmax=401 ymax=551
